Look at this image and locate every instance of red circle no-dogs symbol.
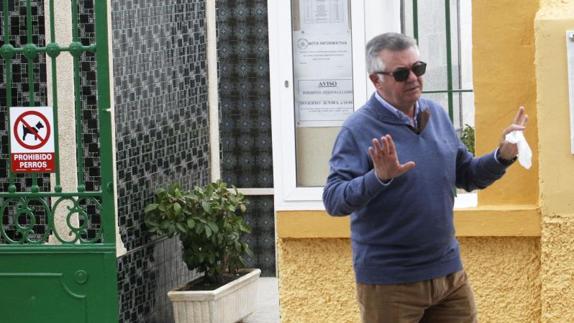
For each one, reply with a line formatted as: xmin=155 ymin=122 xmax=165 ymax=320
xmin=13 ymin=110 xmax=52 ymax=150
xmin=9 ymin=106 xmax=56 ymax=173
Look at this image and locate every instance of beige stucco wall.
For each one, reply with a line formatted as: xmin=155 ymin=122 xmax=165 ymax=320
xmin=535 ymin=1 xmax=574 ymax=322
xmin=44 ymin=0 xmax=79 ymax=243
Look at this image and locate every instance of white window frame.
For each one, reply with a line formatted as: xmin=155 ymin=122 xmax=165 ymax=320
xmin=269 ymin=1 xmax=476 ymax=211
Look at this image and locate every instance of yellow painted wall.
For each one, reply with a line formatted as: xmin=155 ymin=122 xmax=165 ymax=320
xmin=277 ymin=239 xmax=359 ymax=323
xmin=277 ymin=238 xmax=540 ymax=323
xmin=473 ymin=0 xmax=539 ymax=206
xmin=459 ymin=238 xmax=540 ymax=322
xmin=535 ymin=1 xmax=574 ymax=321
xmin=276 ymin=207 xmax=540 ymax=239
xmin=535 ymin=2 xmax=574 ymax=217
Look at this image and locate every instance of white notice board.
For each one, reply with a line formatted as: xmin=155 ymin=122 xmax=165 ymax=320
xmin=293 ymin=0 xmax=354 ymax=128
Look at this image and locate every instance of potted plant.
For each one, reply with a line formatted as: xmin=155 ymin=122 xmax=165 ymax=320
xmin=144 ymin=180 xmax=260 ymax=323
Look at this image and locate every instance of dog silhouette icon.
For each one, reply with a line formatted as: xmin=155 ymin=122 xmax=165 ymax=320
xmin=22 ymin=121 xmax=44 ymax=141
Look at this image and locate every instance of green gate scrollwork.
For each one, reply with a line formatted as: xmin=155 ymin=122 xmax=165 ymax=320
xmin=0 ymin=195 xmax=103 ymax=244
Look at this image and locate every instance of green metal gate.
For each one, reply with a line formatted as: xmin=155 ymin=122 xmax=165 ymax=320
xmin=0 ymin=0 xmax=118 ymax=322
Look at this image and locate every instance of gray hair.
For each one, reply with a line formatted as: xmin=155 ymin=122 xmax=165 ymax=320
xmin=366 ymin=33 xmax=419 ymax=74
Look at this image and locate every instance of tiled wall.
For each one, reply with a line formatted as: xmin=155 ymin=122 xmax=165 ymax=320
xmin=217 ymin=0 xmax=272 ymax=188
xmin=243 ymin=195 xmax=276 ymax=276
xmin=217 ymin=0 xmax=276 ymax=277
xmin=118 ymin=238 xmax=194 ymax=322
xmin=77 ymin=0 xmax=101 ymax=193
xmin=111 ymin=0 xmax=210 ymax=322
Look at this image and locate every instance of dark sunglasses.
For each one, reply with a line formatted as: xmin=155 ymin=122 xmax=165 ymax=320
xmin=375 ymin=61 xmax=427 ymax=82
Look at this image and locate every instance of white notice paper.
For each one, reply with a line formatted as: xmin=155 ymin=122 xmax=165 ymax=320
xmin=293 ymin=0 xmax=353 ymax=127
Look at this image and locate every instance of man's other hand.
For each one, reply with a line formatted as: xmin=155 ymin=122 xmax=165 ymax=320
xmin=498 ymin=106 xmax=528 ymax=161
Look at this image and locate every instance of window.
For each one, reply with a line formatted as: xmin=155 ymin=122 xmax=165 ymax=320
xmin=403 ymin=0 xmax=474 ymax=134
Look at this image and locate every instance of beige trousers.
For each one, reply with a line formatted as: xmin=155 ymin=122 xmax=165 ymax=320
xmin=356 ymin=270 xmax=477 ymax=323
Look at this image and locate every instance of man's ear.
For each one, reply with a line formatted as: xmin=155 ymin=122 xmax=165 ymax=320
xmin=369 ymin=74 xmax=381 ymax=87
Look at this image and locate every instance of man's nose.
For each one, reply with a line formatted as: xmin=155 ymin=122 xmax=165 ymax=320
xmin=407 ymin=69 xmax=419 ymax=81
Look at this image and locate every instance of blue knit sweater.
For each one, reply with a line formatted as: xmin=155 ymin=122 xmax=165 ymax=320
xmin=323 ymin=94 xmax=508 ymax=284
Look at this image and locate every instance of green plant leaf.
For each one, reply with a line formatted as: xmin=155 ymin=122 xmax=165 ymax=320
xmin=176 ymin=223 xmax=187 ymax=233
xmin=144 ymin=203 xmax=159 ymax=214
xmin=160 ymin=221 xmax=171 ymax=230
xmin=207 ymin=222 xmax=219 ymax=234
xmin=461 ymin=124 xmax=475 ymax=155
xmin=143 ymin=181 xmax=253 ymax=282
xmin=201 ymin=201 xmax=211 ymax=213
xmin=186 ymin=218 xmax=195 ymax=229
xmin=156 ymin=188 xmax=166 ymax=198
xmin=173 ymin=202 xmax=182 ymax=216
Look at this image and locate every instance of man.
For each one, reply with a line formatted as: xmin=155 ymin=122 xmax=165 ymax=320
xmin=322 ymin=32 xmax=527 ymax=323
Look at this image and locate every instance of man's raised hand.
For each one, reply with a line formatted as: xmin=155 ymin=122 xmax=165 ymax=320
xmin=368 ymin=134 xmax=416 ymax=181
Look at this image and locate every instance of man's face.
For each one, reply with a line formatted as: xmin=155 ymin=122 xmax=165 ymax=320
xmin=371 ymin=47 xmax=423 ymax=113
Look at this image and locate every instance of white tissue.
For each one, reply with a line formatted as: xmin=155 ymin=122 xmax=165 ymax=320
xmin=504 ymin=131 xmax=532 ymax=169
